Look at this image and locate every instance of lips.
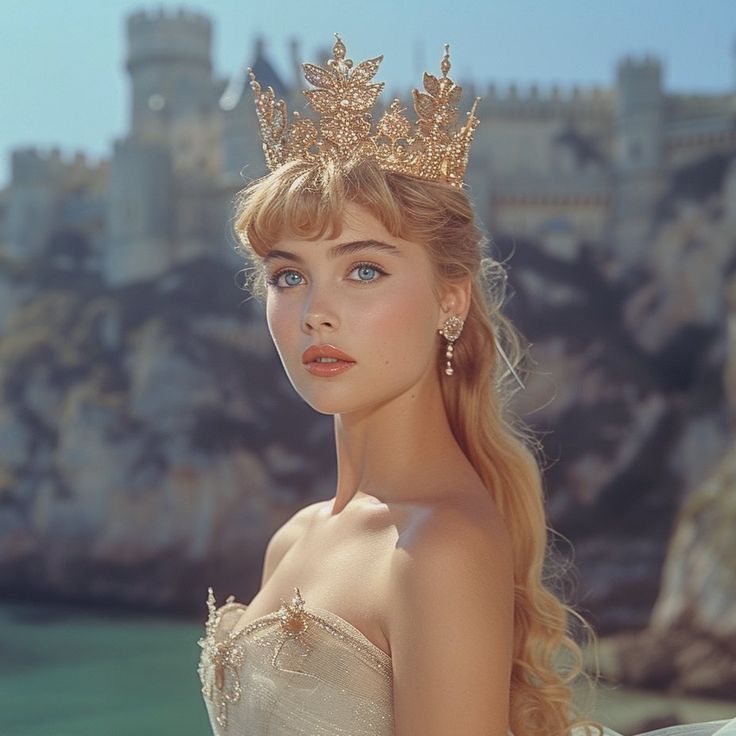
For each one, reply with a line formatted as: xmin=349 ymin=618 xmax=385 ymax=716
xmin=302 ymin=344 xmax=356 ymax=364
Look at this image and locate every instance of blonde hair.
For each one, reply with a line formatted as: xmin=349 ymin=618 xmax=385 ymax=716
xmin=232 ymin=154 xmax=606 ymax=736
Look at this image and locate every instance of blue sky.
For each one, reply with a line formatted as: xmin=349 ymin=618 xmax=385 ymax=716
xmin=1 ymin=0 xmax=734 ymax=186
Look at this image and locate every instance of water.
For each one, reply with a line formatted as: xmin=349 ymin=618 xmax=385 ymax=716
xmin=1 ymin=600 xmax=734 ymax=735
xmin=0 ymin=600 xmax=209 ymax=736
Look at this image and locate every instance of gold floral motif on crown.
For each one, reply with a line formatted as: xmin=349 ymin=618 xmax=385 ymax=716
xmin=247 ymin=34 xmax=481 ymax=188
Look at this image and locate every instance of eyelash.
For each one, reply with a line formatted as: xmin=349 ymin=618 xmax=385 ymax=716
xmin=265 ymin=261 xmax=388 ymax=290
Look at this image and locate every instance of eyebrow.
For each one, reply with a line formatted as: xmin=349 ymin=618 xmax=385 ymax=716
xmin=262 ymin=239 xmax=404 ymax=265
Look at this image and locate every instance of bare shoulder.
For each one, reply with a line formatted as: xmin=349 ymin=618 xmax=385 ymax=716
xmin=260 ymin=500 xmax=326 ymax=587
xmin=387 ymin=497 xmax=515 ymax=736
xmin=388 ymin=497 xmax=514 ymax=611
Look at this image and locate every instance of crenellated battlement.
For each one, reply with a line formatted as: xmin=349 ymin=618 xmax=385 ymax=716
xmin=2 ymin=8 xmax=732 ymax=285
xmin=11 ymin=146 xmax=108 ymax=185
xmin=615 ymin=53 xmax=664 ymax=118
xmin=477 ymin=81 xmax=614 ymax=115
xmin=127 ymin=4 xmax=212 ymax=70
xmin=127 ymin=5 xmax=210 ymax=32
xmin=617 ymin=53 xmax=663 ymax=72
xmin=616 ymin=54 xmax=663 ymax=90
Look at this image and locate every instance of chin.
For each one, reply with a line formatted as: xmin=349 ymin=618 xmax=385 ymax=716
xmin=290 ymin=382 xmax=371 ymax=416
xmin=297 ymin=389 xmax=363 ymax=416
xmin=299 ymin=384 xmax=409 ymax=418
xmin=283 ymin=370 xmax=349 ymax=409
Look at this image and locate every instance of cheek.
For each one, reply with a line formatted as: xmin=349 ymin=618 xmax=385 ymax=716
xmin=265 ymin=297 xmax=293 ymax=349
xmin=354 ymin=283 xmax=437 ymax=368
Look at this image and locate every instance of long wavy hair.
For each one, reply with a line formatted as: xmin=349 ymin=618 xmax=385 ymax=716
xmin=231 ymin=153 xmax=606 ymax=736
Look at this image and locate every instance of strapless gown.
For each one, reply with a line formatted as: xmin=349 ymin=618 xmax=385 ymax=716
xmin=197 ymin=587 xmax=736 ymax=736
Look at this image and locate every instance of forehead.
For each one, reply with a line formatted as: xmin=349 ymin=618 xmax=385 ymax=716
xmin=280 ymin=201 xmax=390 ymax=245
xmin=264 ymin=202 xmax=419 ymax=264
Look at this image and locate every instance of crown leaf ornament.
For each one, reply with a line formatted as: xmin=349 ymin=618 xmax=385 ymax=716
xmin=247 ymin=34 xmax=481 ymax=187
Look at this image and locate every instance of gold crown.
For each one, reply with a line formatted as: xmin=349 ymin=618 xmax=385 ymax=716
xmin=247 ymin=34 xmax=481 ymax=188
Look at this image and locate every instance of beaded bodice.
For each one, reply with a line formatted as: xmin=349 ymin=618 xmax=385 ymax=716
xmin=197 ymin=586 xmax=393 ymax=735
xmin=197 ymin=586 xmax=736 ymax=736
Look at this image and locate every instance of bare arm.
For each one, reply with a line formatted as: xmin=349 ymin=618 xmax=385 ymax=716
xmin=388 ymin=508 xmax=515 ymax=736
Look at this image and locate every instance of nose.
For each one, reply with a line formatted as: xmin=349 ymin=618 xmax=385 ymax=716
xmin=303 ymin=295 xmax=338 ymax=332
xmin=303 ymin=309 xmax=337 ymax=331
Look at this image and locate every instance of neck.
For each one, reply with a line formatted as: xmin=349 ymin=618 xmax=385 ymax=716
xmin=329 ymin=365 xmax=476 ymax=515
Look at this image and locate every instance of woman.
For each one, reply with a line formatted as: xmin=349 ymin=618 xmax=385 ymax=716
xmin=197 ymin=35 xmax=736 ymax=736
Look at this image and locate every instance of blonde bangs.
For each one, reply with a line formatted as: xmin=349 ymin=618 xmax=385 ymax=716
xmin=233 ymin=160 xmax=343 ymax=256
xmin=232 ymin=156 xmax=473 ymax=264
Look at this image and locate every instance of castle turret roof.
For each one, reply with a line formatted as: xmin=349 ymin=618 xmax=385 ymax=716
xmin=222 ymin=35 xmax=289 ymax=113
xmin=249 ymin=36 xmax=288 ymax=102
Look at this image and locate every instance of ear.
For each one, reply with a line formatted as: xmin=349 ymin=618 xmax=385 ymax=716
xmin=437 ymin=275 xmax=472 ymax=331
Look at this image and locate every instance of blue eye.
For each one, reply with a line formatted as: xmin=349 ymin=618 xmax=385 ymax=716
xmin=352 ymin=264 xmax=381 ymax=282
xmin=265 ymin=270 xmax=302 ymax=288
xmin=283 ymin=271 xmax=302 ymax=286
xmin=266 ymin=261 xmax=388 ymax=289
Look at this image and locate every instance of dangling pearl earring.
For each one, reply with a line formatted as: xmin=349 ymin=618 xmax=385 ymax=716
xmin=438 ymin=315 xmax=464 ymax=376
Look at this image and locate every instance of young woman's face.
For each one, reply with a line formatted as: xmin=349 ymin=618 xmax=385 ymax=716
xmin=263 ymin=201 xmax=447 ymax=415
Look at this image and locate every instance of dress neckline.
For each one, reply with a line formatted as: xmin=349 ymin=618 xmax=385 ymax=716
xmin=211 ymin=586 xmax=392 ymax=666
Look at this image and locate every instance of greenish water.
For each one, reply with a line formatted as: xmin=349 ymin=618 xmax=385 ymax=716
xmin=0 ymin=601 xmax=734 ymax=736
xmin=0 ymin=600 xmax=209 ymax=736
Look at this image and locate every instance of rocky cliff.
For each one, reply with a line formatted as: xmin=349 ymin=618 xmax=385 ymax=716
xmin=0 ymin=255 xmax=335 ymax=609
xmin=0 ymin=151 xmax=735 ymax=699
xmin=587 ymin=274 xmax=736 ymax=698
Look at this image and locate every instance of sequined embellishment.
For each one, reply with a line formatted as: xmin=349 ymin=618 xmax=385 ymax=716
xmin=197 ymin=585 xmax=392 ymax=730
xmin=197 ymin=588 xmax=248 ymax=728
xmin=248 ymin=34 xmax=481 ymax=189
xmin=198 ymin=586 xmax=317 ymax=729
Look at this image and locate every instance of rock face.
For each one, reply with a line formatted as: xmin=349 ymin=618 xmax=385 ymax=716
xmin=0 ymin=255 xmax=335 ymax=611
xmin=591 ymin=627 xmax=736 ymax=700
xmin=499 ymin=163 xmax=735 ymax=634
xmin=0 ymin=151 xmax=735 ymax=699
xmin=590 ymin=445 xmax=736 ymax=700
xmin=651 ymin=450 xmax=736 ymax=642
xmin=538 ymin=155 xmax=736 ymax=700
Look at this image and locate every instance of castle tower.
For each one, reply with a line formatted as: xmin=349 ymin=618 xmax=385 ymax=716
xmin=612 ymin=54 xmax=666 ymax=264
xmin=124 ymin=7 xmax=225 ymax=179
xmin=106 ymin=138 xmax=174 ymax=286
xmin=106 ymin=6 xmax=229 ymax=285
xmin=614 ymin=55 xmax=664 ymax=172
xmin=4 ymin=149 xmax=64 ymax=259
xmin=126 ymin=8 xmax=214 ymax=142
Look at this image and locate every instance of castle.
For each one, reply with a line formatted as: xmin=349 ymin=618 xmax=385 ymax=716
xmin=1 ymin=6 xmax=735 ymax=285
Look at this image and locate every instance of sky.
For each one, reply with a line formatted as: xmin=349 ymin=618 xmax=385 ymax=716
xmin=1 ymin=0 xmax=735 ymax=187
